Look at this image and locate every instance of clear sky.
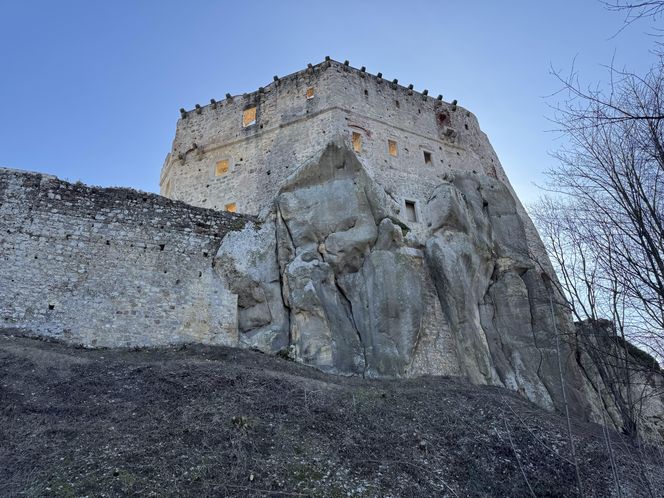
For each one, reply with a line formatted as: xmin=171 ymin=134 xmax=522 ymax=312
xmin=0 ymin=1 xmax=657 ymax=203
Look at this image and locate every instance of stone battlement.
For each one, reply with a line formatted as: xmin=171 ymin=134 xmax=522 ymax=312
xmin=177 ymin=58 xmax=450 ymax=121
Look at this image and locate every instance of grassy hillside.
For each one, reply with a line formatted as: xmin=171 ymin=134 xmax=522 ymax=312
xmin=1 ymin=332 xmax=662 ymax=497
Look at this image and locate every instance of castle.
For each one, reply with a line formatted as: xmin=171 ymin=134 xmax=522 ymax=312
xmin=3 ymin=59 xmax=662 ymax=434
xmin=156 ymin=58 xmax=588 ymax=413
xmin=159 ymin=58 xmax=532 ymax=243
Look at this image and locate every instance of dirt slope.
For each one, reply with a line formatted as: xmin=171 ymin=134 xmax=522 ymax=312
xmin=1 ymin=332 xmax=662 ymax=497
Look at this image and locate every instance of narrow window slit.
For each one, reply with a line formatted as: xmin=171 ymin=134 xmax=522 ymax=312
xmin=405 ymin=200 xmax=417 ymax=222
xmin=242 ymin=107 xmax=256 ymax=127
xmin=215 ymin=160 xmax=229 ymax=176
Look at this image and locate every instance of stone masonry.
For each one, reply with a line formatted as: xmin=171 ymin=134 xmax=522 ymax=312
xmin=160 ymin=58 xmax=546 ymax=258
xmin=0 ymin=168 xmax=248 ymax=347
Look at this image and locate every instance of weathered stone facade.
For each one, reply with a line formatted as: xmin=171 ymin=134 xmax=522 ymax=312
xmin=161 ymin=60 xmax=502 ymax=211
xmin=156 ymin=59 xmax=595 ymax=413
xmin=160 ymin=59 xmax=543 ymax=260
xmin=0 ymin=168 xmax=248 ymax=347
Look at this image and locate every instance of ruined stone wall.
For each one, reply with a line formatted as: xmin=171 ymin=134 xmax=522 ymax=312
xmin=0 ymin=168 xmax=248 ymax=347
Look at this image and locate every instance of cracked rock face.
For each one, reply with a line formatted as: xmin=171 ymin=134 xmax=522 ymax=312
xmin=215 ymin=219 xmax=289 ymax=352
xmin=274 ymin=145 xmax=423 ymax=377
xmin=216 ymin=141 xmax=595 ymax=418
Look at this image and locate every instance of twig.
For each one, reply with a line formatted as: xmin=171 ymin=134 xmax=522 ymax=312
xmin=503 ymin=417 xmax=536 ymax=497
xmin=598 ymin=376 xmax=623 ymax=498
xmin=361 ymin=458 xmax=459 ymax=497
xmin=548 ymin=283 xmax=585 ymax=496
xmin=502 ymin=398 xmax=575 ymax=465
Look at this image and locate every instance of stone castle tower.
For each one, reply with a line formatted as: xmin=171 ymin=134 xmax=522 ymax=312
xmin=159 ymin=58 xmax=529 ymax=237
xmin=157 ymin=58 xmax=598 ymax=418
xmin=5 ymin=58 xmax=632 ymax=426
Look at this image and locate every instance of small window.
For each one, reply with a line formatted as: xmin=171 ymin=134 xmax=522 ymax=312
xmin=352 ymin=132 xmax=362 ymax=153
xmin=404 ymin=200 xmax=417 ymax=222
xmin=225 ymin=202 xmax=237 ymax=213
xmin=215 ymin=160 xmax=229 ymax=176
xmin=242 ymin=107 xmax=256 ymax=127
xmin=306 ymin=87 xmax=315 ymax=99
xmin=423 ymin=151 xmax=432 ymax=165
xmin=388 ymin=139 xmax=398 ymax=157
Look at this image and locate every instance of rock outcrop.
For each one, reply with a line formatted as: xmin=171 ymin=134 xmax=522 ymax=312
xmin=575 ymin=319 xmax=664 ymax=440
xmin=216 ymin=140 xmax=597 ymax=419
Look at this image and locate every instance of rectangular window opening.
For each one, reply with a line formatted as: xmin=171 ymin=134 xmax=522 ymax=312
xmin=215 ymin=159 xmax=229 ymax=176
xmin=423 ymin=151 xmax=432 ymax=165
xmin=306 ymin=87 xmax=315 ymax=99
xmin=388 ymin=139 xmax=398 ymax=157
xmin=225 ymin=202 xmax=237 ymax=213
xmin=405 ymin=200 xmax=417 ymax=222
xmin=242 ymin=107 xmax=256 ymax=127
xmin=352 ymin=131 xmax=362 ymax=153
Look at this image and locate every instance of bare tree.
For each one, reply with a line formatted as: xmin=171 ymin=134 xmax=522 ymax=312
xmin=542 ymin=54 xmax=664 ymax=362
xmin=604 ymin=1 xmax=664 ymax=25
xmin=531 ymin=197 xmax=659 ymax=438
xmin=529 ymin=2 xmax=664 ymax=442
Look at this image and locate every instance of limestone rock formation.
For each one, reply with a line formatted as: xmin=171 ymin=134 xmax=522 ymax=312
xmin=576 ymin=319 xmax=664 ymax=439
xmin=218 ymin=140 xmax=597 ymax=418
xmin=215 ymin=219 xmax=288 ymax=352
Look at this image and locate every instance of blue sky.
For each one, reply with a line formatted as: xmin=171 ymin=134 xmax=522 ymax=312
xmin=0 ymin=1 xmax=657 ymax=203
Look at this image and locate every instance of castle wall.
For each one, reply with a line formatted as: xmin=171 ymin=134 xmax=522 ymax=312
xmin=160 ymin=61 xmax=504 ymax=214
xmin=0 ymin=168 xmax=247 ymax=347
xmin=161 ymin=59 xmax=548 ymax=264
xmin=165 ymin=110 xmax=342 ymax=215
xmin=162 ymin=64 xmax=345 ymax=215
